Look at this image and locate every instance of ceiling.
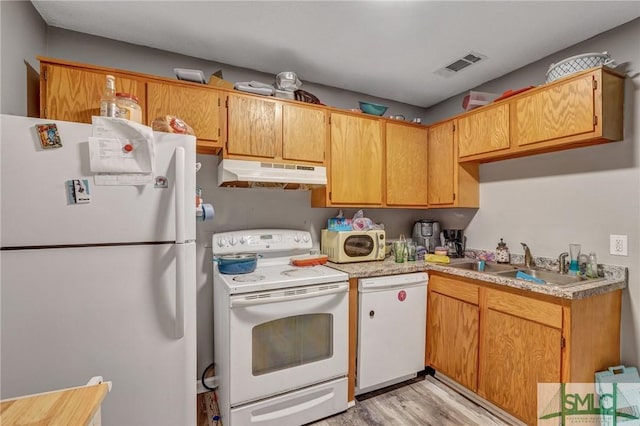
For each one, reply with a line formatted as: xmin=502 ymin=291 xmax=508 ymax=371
xmin=31 ymin=1 xmax=640 ymax=108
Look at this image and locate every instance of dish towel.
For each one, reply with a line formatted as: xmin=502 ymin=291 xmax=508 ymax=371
xmin=515 ymin=270 xmax=546 ymax=285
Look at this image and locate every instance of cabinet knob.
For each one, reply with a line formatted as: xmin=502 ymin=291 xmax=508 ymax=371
xmin=369 ymin=310 xmax=375 ymax=318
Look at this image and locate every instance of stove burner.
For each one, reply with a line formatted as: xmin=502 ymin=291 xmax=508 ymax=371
xmin=232 ymin=274 xmax=266 ymax=282
xmin=281 ymin=268 xmax=322 ymax=278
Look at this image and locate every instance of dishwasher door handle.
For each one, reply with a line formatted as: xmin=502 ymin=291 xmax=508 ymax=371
xmin=359 ymin=281 xmax=426 ymax=292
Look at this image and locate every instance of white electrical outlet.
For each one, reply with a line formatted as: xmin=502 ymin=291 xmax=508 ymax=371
xmin=610 ymin=235 xmax=628 ymax=256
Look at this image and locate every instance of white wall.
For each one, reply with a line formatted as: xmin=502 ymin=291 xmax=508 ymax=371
xmin=3 ymin=0 xmax=636 ymax=378
xmin=2 ymin=11 xmax=479 ymax=376
xmin=42 ymin=30 xmax=481 ymax=376
xmin=424 ymin=18 xmax=640 ymax=366
xmin=44 ymin=27 xmax=428 ymax=121
xmin=0 ymin=1 xmax=46 ymax=115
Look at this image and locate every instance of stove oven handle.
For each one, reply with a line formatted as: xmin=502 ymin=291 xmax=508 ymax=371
xmin=230 ymin=283 xmax=348 ymax=307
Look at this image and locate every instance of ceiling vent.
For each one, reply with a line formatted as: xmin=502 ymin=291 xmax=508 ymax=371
xmin=435 ymin=52 xmax=487 ymax=78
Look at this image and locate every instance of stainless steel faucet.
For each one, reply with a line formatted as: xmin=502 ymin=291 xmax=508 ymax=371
xmin=558 ymin=252 xmax=569 ymax=274
xmin=521 ymin=243 xmax=535 ymax=268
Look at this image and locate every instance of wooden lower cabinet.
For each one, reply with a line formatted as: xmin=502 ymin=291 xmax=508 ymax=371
xmin=426 ymin=274 xmax=479 ymax=391
xmin=426 ymin=272 xmax=622 ymax=425
xmin=478 ymin=290 xmax=562 ymax=425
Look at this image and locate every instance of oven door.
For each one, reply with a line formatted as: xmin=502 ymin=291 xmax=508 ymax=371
xmin=228 ymin=282 xmax=349 ymax=405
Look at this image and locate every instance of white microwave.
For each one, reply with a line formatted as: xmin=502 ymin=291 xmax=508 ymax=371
xmin=321 ymin=229 xmax=386 ymax=263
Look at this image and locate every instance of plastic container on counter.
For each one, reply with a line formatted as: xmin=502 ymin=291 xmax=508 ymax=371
xmin=115 ymin=92 xmax=142 ymax=124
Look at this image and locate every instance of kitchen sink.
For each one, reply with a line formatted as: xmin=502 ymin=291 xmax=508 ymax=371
xmin=448 ymin=261 xmax=519 ymax=273
xmin=494 ymin=268 xmax=600 ymax=287
xmin=448 ymin=261 xmax=603 ymax=287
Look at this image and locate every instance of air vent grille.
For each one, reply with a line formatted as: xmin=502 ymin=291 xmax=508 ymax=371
xmin=435 ymin=51 xmax=487 ymax=78
xmin=446 ymin=59 xmax=473 ymax=72
xmin=463 ymin=53 xmax=483 ymax=63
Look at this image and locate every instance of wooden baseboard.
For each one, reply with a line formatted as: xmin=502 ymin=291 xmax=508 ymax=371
xmin=434 ymin=373 xmax=526 ymax=426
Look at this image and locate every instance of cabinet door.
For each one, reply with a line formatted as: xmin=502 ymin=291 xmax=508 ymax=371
xmin=457 ymin=103 xmax=509 ymax=158
xmin=514 ymin=74 xmax=595 ymax=148
xmin=385 ymin=123 xmax=428 ymax=206
xmin=282 ymin=104 xmax=326 ymax=164
xmin=146 ymin=82 xmax=222 ymax=152
xmin=480 ymin=309 xmax=561 ymax=425
xmin=41 ymin=64 xmax=144 ymax=123
xmin=427 ymin=291 xmax=479 ymax=391
xmin=479 ymin=289 xmax=562 ymax=425
xmin=427 ymin=121 xmax=455 ymax=206
xmin=330 ymin=113 xmax=383 ymax=205
xmin=226 ymin=94 xmax=280 ymax=158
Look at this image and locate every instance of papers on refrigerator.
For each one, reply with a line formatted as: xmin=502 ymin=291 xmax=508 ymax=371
xmin=89 ymin=117 xmax=155 ymax=185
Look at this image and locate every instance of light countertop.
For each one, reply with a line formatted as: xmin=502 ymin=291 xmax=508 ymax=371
xmin=0 ymin=383 xmax=110 ymax=426
xmin=327 ymin=257 xmax=627 ymax=300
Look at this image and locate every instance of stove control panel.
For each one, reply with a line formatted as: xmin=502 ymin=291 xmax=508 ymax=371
xmin=213 ymin=229 xmax=313 ymax=254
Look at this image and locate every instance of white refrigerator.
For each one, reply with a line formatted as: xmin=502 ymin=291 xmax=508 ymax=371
xmin=0 ymin=114 xmax=197 ymax=425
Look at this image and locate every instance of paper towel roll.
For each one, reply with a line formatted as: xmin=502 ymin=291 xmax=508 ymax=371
xmin=197 ymin=203 xmax=214 ymax=222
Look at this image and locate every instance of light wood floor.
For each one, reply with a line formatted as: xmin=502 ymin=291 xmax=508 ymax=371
xmin=309 ymin=375 xmax=509 ymax=426
xmin=198 ymin=375 xmax=510 ymax=426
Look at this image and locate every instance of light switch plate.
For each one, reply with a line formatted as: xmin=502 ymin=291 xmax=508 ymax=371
xmin=610 ymin=235 xmax=628 ymax=256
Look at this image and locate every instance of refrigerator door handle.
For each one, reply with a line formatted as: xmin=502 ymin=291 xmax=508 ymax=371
xmin=175 ymin=147 xmax=185 ymax=244
xmin=175 ymin=243 xmax=185 ymax=339
xmin=174 ymin=147 xmax=186 ymax=339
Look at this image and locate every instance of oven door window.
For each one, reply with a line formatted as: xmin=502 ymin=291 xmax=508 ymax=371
xmin=252 ymin=313 xmax=333 ymax=376
xmin=343 ymin=235 xmax=374 ymax=257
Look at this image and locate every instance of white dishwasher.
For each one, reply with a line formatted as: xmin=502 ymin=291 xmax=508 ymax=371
xmin=356 ymin=272 xmax=427 ymax=395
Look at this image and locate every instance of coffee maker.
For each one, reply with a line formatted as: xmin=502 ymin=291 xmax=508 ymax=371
xmin=412 ymin=220 xmax=440 ymax=253
xmin=442 ymin=229 xmax=466 ymax=258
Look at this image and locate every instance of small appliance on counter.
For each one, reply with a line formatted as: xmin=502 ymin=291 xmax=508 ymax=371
xmin=442 ymin=229 xmax=466 ymax=258
xmin=321 ymin=229 xmax=385 ymax=263
xmin=412 ymin=220 xmax=440 ymax=253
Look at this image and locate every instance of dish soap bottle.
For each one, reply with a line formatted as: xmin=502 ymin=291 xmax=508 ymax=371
xmin=495 ymin=238 xmax=510 ymax=264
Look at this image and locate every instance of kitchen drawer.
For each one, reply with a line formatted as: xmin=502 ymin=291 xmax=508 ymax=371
xmin=429 ymin=274 xmax=479 ymax=305
xmin=485 ymin=288 xmax=562 ymax=328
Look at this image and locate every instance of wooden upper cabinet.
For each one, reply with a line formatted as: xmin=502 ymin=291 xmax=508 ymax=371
xmin=456 ymin=67 xmax=624 ymax=163
xmin=40 ymin=63 xmax=145 ymax=124
xmin=457 ymin=103 xmax=509 ymax=159
xmin=226 ymin=94 xmax=280 ymax=159
xmin=385 ymin=122 xmax=428 ymax=207
xmin=39 ymin=57 xmax=225 ymax=154
xmin=282 ymin=104 xmax=327 ymax=164
xmin=514 ymin=74 xmax=595 ymax=148
xmin=225 ymin=94 xmax=326 ymax=164
xmin=146 ymin=82 xmax=222 ymax=153
xmin=328 ymin=112 xmax=383 ymax=205
xmin=427 ymin=121 xmax=455 ymax=206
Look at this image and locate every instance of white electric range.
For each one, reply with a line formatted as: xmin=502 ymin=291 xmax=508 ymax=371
xmin=212 ymin=229 xmax=349 ymax=426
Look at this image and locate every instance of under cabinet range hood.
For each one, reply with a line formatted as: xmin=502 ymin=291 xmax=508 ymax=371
xmin=218 ymin=159 xmax=327 ymax=189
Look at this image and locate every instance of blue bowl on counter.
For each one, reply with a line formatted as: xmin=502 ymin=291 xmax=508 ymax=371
xmin=359 ymin=101 xmax=388 ymax=116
